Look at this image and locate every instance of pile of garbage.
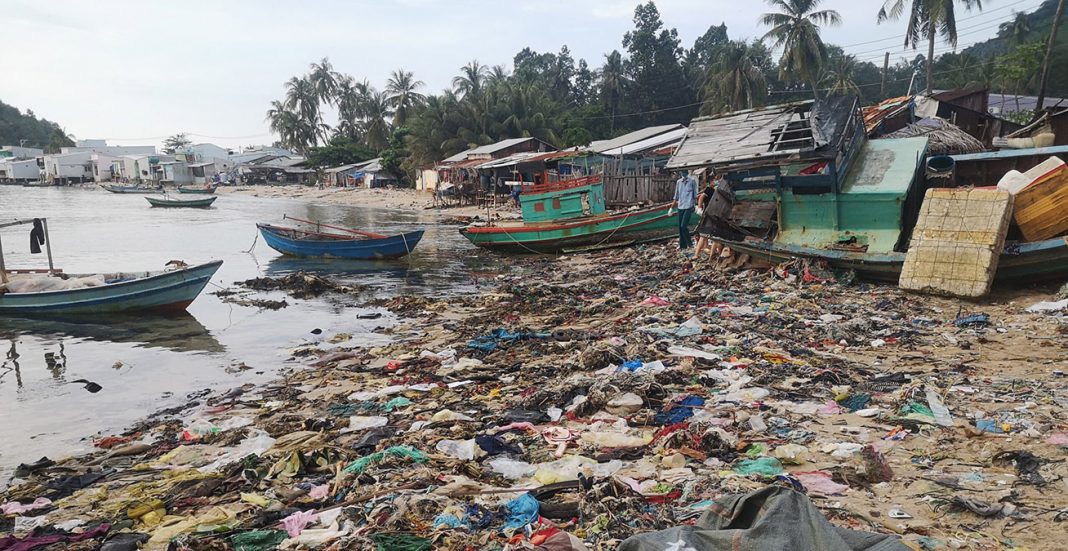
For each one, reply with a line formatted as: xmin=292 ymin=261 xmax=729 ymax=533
xmin=3 ymin=242 xmax=1068 ymax=550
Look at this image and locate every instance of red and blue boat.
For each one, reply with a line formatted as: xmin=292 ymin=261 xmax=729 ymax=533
xmin=257 ymin=215 xmax=424 ymax=260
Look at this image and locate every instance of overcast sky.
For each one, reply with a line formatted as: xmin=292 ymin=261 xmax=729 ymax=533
xmin=1 ymin=0 xmax=1040 ymax=149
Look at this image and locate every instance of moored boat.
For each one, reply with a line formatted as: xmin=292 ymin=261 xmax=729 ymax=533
xmin=459 ymin=175 xmax=690 ymax=253
xmin=146 ymin=196 xmax=217 ymax=208
xmin=0 ymin=217 xmax=222 ymax=315
xmin=101 ymin=183 xmax=162 ymax=193
xmin=257 ymin=215 xmax=423 ymax=259
xmin=177 ymin=185 xmax=217 ymax=194
xmin=666 ymin=97 xmax=1068 ymax=286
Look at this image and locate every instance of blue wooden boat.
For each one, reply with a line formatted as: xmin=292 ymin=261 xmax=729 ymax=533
xmin=0 ymin=260 xmax=223 ymax=315
xmin=0 ymin=217 xmax=221 ymax=315
xmin=257 ymin=217 xmax=423 ymax=259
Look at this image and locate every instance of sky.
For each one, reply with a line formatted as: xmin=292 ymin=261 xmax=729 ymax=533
xmin=1 ymin=0 xmax=1043 ymax=150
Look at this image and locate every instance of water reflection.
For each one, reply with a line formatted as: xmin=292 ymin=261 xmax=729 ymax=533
xmin=0 ymin=314 xmax=224 ymax=355
xmin=1 ymin=340 xmax=21 ymax=388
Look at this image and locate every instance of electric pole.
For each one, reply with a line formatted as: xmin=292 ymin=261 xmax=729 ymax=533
xmin=881 ymin=52 xmax=890 ymax=98
xmin=1037 ymin=0 xmax=1066 ymax=111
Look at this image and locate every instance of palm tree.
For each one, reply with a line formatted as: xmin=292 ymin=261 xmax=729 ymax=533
xmin=600 ymin=50 xmax=626 ymax=132
xmin=1003 ymin=11 xmax=1031 ymax=46
xmin=385 ymin=69 xmax=426 ymax=127
xmin=452 ymin=60 xmax=488 ymax=99
xmin=759 ymin=0 xmax=842 ymax=99
xmin=363 ymin=90 xmax=393 ymax=151
xmin=822 ymin=54 xmax=861 ymax=96
xmin=308 ymin=58 xmax=339 ymax=105
xmin=877 ymin=0 xmax=983 ymax=94
xmin=266 ymin=100 xmax=310 ymax=153
xmin=700 ymin=41 xmax=769 ymax=115
xmin=487 ymin=65 xmax=510 ymax=87
xmin=284 ymin=76 xmax=324 ymax=145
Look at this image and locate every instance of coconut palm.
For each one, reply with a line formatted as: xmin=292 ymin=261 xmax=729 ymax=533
xmin=308 ymin=58 xmax=339 ymax=105
xmin=759 ymin=0 xmax=842 ymax=99
xmin=487 ymin=65 xmax=510 ymax=87
xmin=700 ymin=41 xmax=769 ymax=115
xmin=877 ymin=0 xmax=983 ymax=94
xmin=1003 ymin=11 xmax=1031 ymax=46
xmin=363 ymin=89 xmax=394 ymax=151
xmin=283 ymin=76 xmax=324 ymax=145
xmin=385 ymin=69 xmax=426 ymax=127
xmin=600 ymin=50 xmax=626 ymax=131
xmin=452 ymin=60 xmax=488 ymax=100
xmin=822 ymin=54 xmax=861 ymax=97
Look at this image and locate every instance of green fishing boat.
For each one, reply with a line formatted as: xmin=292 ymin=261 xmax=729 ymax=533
xmin=459 ymin=175 xmax=690 ymax=253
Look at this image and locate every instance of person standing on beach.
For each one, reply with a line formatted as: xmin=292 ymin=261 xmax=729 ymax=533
xmin=672 ymin=169 xmax=697 ymax=251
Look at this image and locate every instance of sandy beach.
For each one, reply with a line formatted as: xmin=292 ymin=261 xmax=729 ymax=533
xmin=216 ymin=185 xmax=522 ymax=220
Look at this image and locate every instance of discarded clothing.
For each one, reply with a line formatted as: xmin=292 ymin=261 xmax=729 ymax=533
xmin=618 ymin=486 xmax=908 ymax=550
xmin=29 ymin=219 xmax=44 ymax=255
xmin=0 ymin=523 xmax=110 ymax=551
xmin=501 ymin=493 xmax=540 ymax=534
xmin=654 ymin=395 xmax=705 ymax=425
xmin=0 ymin=497 xmax=51 ymax=515
xmin=230 ymin=530 xmax=287 ymax=551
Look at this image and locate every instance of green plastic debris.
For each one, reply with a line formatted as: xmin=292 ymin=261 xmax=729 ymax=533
xmin=383 ymin=397 xmax=412 ymax=412
xmin=231 ymin=530 xmax=287 ymax=551
xmin=342 ymin=445 xmax=428 ymax=475
xmin=735 ymin=457 xmax=785 ymax=477
xmin=371 ymin=533 xmax=432 ymax=551
xmin=898 ymin=401 xmax=936 ymax=424
xmin=744 ymin=443 xmax=766 ymax=458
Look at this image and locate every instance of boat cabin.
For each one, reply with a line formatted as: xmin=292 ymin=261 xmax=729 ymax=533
xmin=518 ymin=175 xmax=606 ymax=222
xmin=668 ymin=97 xmax=929 ymax=254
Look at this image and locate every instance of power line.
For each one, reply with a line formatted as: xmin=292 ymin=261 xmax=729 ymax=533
xmin=834 ymin=0 xmax=1038 ymax=49
xmin=845 ymin=6 xmax=1041 ymax=59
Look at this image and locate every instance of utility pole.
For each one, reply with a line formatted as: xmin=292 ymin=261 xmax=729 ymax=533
xmin=881 ymin=52 xmax=890 ymax=98
xmin=1037 ymin=0 xmax=1066 ymax=111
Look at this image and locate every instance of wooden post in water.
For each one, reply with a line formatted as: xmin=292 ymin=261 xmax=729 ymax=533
xmin=42 ymin=218 xmax=54 ymax=274
xmin=0 ymin=230 xmax=7 ymax=284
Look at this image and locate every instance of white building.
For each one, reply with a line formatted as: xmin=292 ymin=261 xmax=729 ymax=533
xmin=61 ymin=141 xmax=156 ymax=157
xmin=0 ymin=145 xmax=44 ymax=158
xmin=42 ymin=152 xmax=93 ymax=184
xmin=0 ymin=158 xmax=41 ymax=182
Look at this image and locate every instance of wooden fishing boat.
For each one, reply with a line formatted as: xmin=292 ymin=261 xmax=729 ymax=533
xmin=177 ymin=185 xmax=217 ymax=194
xmin=146 ymin=196 xmax=216 ymax=208
xmin=101 ymin=184 xmax=161 ymax=193
xmin=667 ymin=98 xmax=1068 ymax=284
xmin=0 ymin=218 xmax=222 ymax=315
xmin=459 ymin=175 xmax=691 ymax=253
xmin=257 ymin=215 xmax=423 ymax=259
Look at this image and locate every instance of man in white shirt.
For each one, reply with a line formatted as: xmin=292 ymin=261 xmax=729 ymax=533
xmin=672 ymin=170 xmax=697 ymax=250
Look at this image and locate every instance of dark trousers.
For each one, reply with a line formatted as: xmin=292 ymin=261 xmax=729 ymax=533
xmin=677 ymin=207 xmax=694 ymax=249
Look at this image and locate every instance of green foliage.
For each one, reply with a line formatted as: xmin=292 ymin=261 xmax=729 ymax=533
xmin=162 ymin=132 xmax=192 ymax=154
xmin=379 ymin=127 xmax=411 ymax=185
xmin=0 ymin=100 xmax=72 ymax=152
xmin=305 ymin=136 xmax=375 ymax=168
xmin=623 ymin=2 xmax=694 ymax=125
xmin=760 ymin=0 xmax=842 ymax=97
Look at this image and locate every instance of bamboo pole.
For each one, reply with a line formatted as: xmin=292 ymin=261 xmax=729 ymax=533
xmin=0 ymin=231 xmax=7 ymax=285
xmin=42 ymin=218 xmax=54 ymax=274
xmin=282 ymin=214 xmax=387 ymax=239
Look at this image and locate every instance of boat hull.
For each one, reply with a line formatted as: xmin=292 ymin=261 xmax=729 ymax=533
xmin=459 ymin=203 xmax=689 ymax=253
xmin=258 ymin=224 xmax=424 ymax=259
xmin=0 ymin=260 xmax=223 ymax=316
xmin=101 ymin=184 xmax=161 ymax=194
xmin=177 ymin=186 xmax=217 ymax=194
xmin=146 ymin=196 xmax=217 ymax=208
xmin=714 ymin=236 xmax=1068 ymax=284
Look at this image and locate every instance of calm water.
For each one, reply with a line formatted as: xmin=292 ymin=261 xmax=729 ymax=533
xmin=0 ymin=186 xmax=495 ymax=480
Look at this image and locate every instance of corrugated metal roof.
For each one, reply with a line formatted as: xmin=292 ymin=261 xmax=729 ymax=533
xmin=863 ymin=96 xmax=913 ymax=134
xmin=590 ymin=124 xmax=684 ymax=154
xmin=476 ymin=152 xmax=543 ymax=169
xmin=667 ymin=101 xmax=818 ymax=170
xmin=601 ymin=127 xmax=687 ymax=156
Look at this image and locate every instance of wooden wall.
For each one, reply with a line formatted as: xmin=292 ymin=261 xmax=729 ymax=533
xmin=604 ymin=174 xmax=675 ymax=206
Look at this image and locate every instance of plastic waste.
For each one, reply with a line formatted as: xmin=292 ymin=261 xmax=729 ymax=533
xmin=579 ymin=431 xmax=651 ymax=448
xmin=773 ymin=444 xmax=809 ymax=465
xmin=734 ymin=457 xmax=784 ymax=477
xmin=488 ymin=457 xmax=536 ymax=480
xmin=430 ymin=409 xmax=475 ymax=423
xmin=795 ymin=471 xmax=848 ymax=495
xmin=344 ymin=415 xmax=389 ymax=432
xmin=606 ymin=392 xmax=644 ymax=415
xmin=435 ymin=439 xmax=480 ymax=461
xmin=925 ymin=389 xmax=954 ymax=427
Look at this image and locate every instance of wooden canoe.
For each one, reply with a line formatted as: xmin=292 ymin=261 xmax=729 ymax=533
xmin=177 ymin=185 xmax=218 ymax=194
xmin=146 ymin=196 xmax=217 ymax=208
xmin=257 ymin=224 xmax=424 ymax=259
xmin=459 ymin=203 xmax=689 ymax=254
xmin=0 ymin=260 xmax=223 ymax=315
xmin=101 ymin=184 xmax=161 ymax=193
